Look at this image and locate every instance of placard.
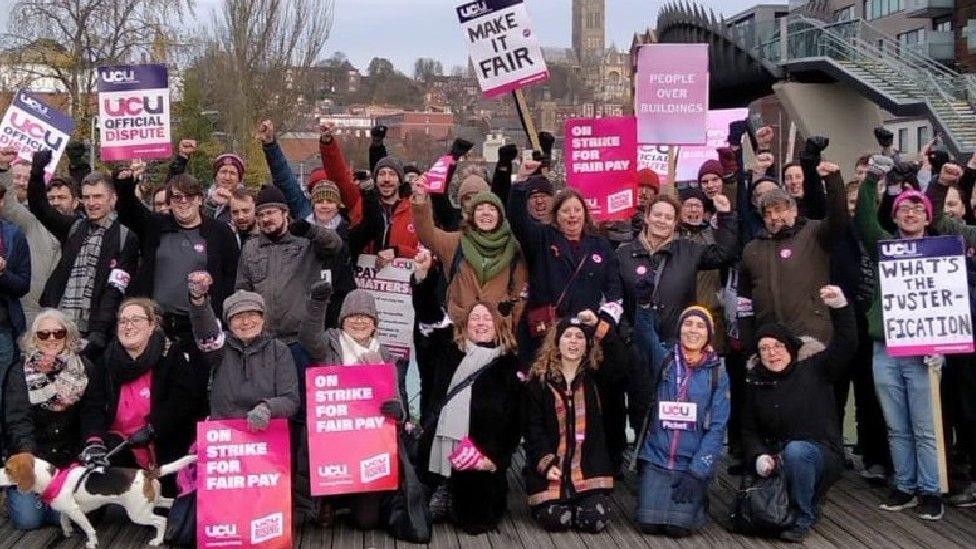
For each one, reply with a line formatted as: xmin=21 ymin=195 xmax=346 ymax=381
xmin=306 ymin=364 xmax=399 ymax=496
xmin=635 ymin=44 xmax=708 ymax=145
xmin=565 ymin=116 xmax=637 ymax=221
xmin=355 ymin=255 xmax=415 ymax=360
xmin=97 ymin=64 xmax=172 ymax=160
xmin=878 ymin=235 xmax=974 ymax=356
xmin=197 ymin=419 xmax=291 ymax=549
xmin=457 ymin=0 xmax=549 ymax=98
xmin=0 ymin=90 xmax=75 ymax=175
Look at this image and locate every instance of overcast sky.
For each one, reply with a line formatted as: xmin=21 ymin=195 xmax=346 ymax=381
xmin=1 ymin=1 xmax=761 ymax=72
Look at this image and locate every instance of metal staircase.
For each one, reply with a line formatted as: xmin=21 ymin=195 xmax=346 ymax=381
xmin=752 ymin=15 xmax=976 ymax=157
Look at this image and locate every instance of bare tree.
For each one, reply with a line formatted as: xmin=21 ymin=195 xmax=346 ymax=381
xmin=198 ymin=0 xmax=335 ymax=153
xmin=3 ymin=0 xmax=193 ymax=133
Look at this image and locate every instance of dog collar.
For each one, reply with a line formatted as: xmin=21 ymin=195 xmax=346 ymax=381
xmin=40 ymin=465 xmax=81 ymax=504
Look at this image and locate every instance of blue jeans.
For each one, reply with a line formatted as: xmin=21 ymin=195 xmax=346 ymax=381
xmin=781 ymin=441 xmax=825 ymax=530
xmin=6 ymin=487 xmax=60 ymax=530
xmin=872 ymin=343 xmax=940 ymax=495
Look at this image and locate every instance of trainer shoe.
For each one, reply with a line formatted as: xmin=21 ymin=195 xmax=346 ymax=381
xmin=879 ymin=489 xmax=917 ymax=511
xmin=918 ymin=494 xmax=944 ymax=520
xmin=948 ymin=482 xmax=976 ymax=508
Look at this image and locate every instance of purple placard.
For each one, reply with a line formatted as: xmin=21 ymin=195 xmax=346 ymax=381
xmin=96 ymin=64 xmax=170 ymax=93
xmin=635 ymin=44 xmax=709 ymax=145
xmin=0 ymin=90 xmax=75 ymax=174
xmin=97 ymin=64 xmax=172 ymax=161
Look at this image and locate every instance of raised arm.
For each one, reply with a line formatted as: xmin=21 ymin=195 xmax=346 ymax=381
xmin=507 ymin=160 xmax=547 ymax=258
xmin=319 ymin=126 xmax=362 ymax=224
xmin=814 ymin=166 xmax=849 ymax=249
xmin=259 ymin=120 xmax=312 ymax=221
xmin=810 ymin=286 xmax=857 ymax=383
xmin=799 ymin=137 xmax=829 ymax=220
xmin=698 ymin=199 xmax=738 ymax=268
xmin=368 ymin=125 xmax=388 ymax=173
xmin=113 ymin=168 xmax=158 ymax=240
xmin=491 ymin=144 xmax=518 ymax=202
xmin=411 ymin=179 xmax=460 ymax=270
xmin=26 ymin=150 xmax=75 ymax=241
xmin=854 ymin=162 xmax=893 ymax=261
xmin=299 ymin=281 xmax=333 ymax=363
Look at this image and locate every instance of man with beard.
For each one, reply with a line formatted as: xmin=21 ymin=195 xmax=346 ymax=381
xmin=229 ymin=187 xmax=258 ymax=248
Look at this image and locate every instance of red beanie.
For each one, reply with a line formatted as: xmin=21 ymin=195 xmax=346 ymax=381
xmin=307 ymin=167 xmax=330 ymax=193
xmin=637 ymin=168 xmax=660 ymax=192
xmin=697 ymin=159 xmax=724 ymax=183
xmin=214 ymin=153 xmax=245 ymax=180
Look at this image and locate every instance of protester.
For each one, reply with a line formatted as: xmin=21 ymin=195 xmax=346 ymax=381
xmin=2 ymin=309 xmax=105 ymax=530
xmin=28 ymin=151 xmax=140 ymax=356
xmin=0 ymin=148 xmax=52 ymax=329
xmin=508 ymin=159 xmax=622 ymax=364
xmin=737 ymin=162 xmax=848 ymax=350
xmin=522 ymin=313 xmax=630 ymax=533
xmin=299 ymin=282 xmax=406 ymax=529
xmin=8 ymin=158 xmax=29 ymax=204
xmin=0 ymin=183 xmax=30 ymax=371
xmin=632 ymin=306 xmax=730 ymax=537
xmin=418 ymin=299 xmax=521 ymax=535
xmin=742 ymin=285 xmax=856 ymax=542
xmin=115 ymin=171 xmax=239 ymax=338
xmin=855 ymin=157 xmax=976 ymax=521
xmin=87 ymin=298 xmax=210 ymax=495
xmin=229 ymin=187 xmax=259 ymax=247
xmin=412 ymin=176 xmax=527 ymax=329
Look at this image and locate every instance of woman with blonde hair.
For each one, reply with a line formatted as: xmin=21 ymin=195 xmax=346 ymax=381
xmin=2 ymin=309 xmax=105 ymax=530
xmin=522 ymin=312 xmax=635 ymax=533
xmin=417 ymin=291 xmax=522 ymax=534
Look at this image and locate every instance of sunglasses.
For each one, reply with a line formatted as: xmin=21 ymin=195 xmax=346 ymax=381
xmin=37 ymin=329 xmax=67 ymax=340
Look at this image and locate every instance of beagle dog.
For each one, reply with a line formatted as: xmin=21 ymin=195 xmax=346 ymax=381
xmin=0 ymin=452 xmax=197 ymax=548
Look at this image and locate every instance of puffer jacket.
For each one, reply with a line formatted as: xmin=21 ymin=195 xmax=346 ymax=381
xmin=738 ymin=171 xmax=848 ymax=349
xmin=189 ymin=297 xmax=299 ymax=420
xmin=679 ymin=222 xmax=731 ymax=353
xmin=236 ymin=225 xmax=341 ymax=344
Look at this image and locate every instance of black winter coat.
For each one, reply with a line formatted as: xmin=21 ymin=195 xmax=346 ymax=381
xmin=3 ymin=355 xmax=104 ymax=468
xmin=86 ymin=334 xmax=211 ymax=467
xmin=29 ymin=169 xmax=140 ymax=339
xmin=616 ymin=212 xmax=737 ymax=342
xmin=522 ymin=330 xmax=630 ymax=505
xmin=741 ymin=305 xmax=856 ymax=484
xmin=114 ymin=176 xmax=239 ymax=318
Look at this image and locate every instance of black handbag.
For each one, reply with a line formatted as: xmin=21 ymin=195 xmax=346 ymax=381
xmin=386 ymin=432 xmax=432 ymax=543
xmin=729 ymin=470 xmax=795 ymax=534
xmin=163 ymin=491 xmax=197 ymax=546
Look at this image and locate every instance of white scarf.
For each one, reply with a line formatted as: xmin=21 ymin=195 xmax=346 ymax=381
xmin=429 ymin=341 xmax=503 ymax=477
xmin=338 ymin=331 xmax=381 ymax=365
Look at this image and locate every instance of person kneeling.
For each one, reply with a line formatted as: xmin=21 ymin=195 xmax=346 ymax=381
xmin=741 ymin=285 xmax=856 ymax=542
xmin=633 ymin=306 xmax=730 ymax=537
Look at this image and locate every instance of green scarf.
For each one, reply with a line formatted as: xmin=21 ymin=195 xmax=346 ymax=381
xmin=460 ymin=193 xmax=518 ymax=285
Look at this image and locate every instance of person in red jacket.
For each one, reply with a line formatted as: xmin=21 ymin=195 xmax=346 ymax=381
xmin=318 ymin=125 xmax=419 ymax=265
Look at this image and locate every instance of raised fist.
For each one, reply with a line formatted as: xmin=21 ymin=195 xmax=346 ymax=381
xmin=319 ymin=124 xmax=334 ymax=144
xmin=497 ymin=143 xmax=518 ymax=163
xmin=939 ymin=163 xmax=964 ymax=186
xmin=755 ymin=126 xmax=774 ymax=150
xmin=256 ymin=120 xmax=275 ymax=144
xmin=711 ymin=194 xmax=732 ymax=213
xmin=370 ymin=125 xmax=387 ymax=141
xmin=816 ymin=162 xmax=840 ymax=177
xmin=819 ymin=285 xmax=847 ymax=309
xmin=187 ymin=271 xmax=213 ymax=299
xmin=873 ymin=127 xmax=894 ymax=148
xmin=0 ymin=147 xmax=18 ymax=168
xmin=178 ymin=139 xmax=197 ymax=157
xmin=516 ymin=159 xmax=542 ymax=182
xmin=755 ymin=152 xmax=775 ymax=172
xmin=32 ymin=149 xmax=53 ymax=170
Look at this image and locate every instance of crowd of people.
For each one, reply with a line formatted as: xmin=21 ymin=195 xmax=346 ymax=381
xmin=0 ymin=116 xmax=973 ymax=544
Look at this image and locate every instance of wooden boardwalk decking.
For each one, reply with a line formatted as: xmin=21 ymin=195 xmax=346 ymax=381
xmin=2 ymin=451 xmax=974 ymax=548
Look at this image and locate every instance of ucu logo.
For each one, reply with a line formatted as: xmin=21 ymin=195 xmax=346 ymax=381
xmin=101 ymin=70 xmax=137 ymax=84
xmin=661 ymin=403 xmax=694 ymax=418
xmin=9 ymin=111 xmax=64 ymax=149
xmin=458 ymin=1 xmax=489 ymax=18
xmin=19 ymin=94 xmax=48 ymax=115
xmin=103 ymin=96 xmax=165 ymax=116
xmin=881 ymin=242 xmax=918 ymax=256
xmin=205 ymin=524 xmax=238 ymax=537
xmin=318 ymin=464 xmax=348 ymax=476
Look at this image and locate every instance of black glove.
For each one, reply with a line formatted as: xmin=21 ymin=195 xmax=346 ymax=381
xmin=497 ymin=144 xmax=518 ymax=164
xmin=929 ymin=150 xmax=950 ymax=174
xmin=81 ymin=439 xmax=109 ymax=467
xmin=671 ymin=471 xmax=706 ymax=504
xmin=450 ymin=138 xmax=475 ymax=160
xmin=497 ymin=300 xmax=515 ymax=318
xmin=538 ymin=131 xmax=555 ymax=156
xmin=380 ymin=399 xmax=405 ymax=422
xmin=310 ymin=280 xmax=333 ymax=302
xmin=289 ymin=219 xmax=311 ymax=238
xmin=728 ymin=120 xmax=749 ymax=148
xmin=65 ymin=140 xmax=87 ymax=164
xmin=371 ymin=125 xmax=387 ymax=141
xmin=129 ymin=424 xmax=155 ymax=447
xmin=32 ymin=149 xmax=53 ymax=171
xmin=874 ymin=127 xmax=894 ymax=148
xmin=803 ymin=136 xmax=829 ymax=158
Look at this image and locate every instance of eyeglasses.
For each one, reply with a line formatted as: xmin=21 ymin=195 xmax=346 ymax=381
xmin=118 ymin=316 xmax=150 ymax=327
xmin=758 ymin=341 xmax=786 ymax=353
xmin=36 ymin=329 xmax=67 ymax=340
xmin=897 ymin=204 xmax=927 ymax=215
xmin=169 ymin=193 xmax=198 ymax=204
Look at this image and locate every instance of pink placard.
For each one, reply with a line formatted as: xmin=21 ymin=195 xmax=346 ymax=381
xmin=635 ymin=44 xmax=709 ymax=145
xmin=197 ymin=419 xmax=292 ymax=549
xmin=425 ymin=155 xmax=455 ymax=194
xmin=564 ymin=116 xmax=638 ymax=222
xmin=306 ymin=364 xmax=400 ymax=496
